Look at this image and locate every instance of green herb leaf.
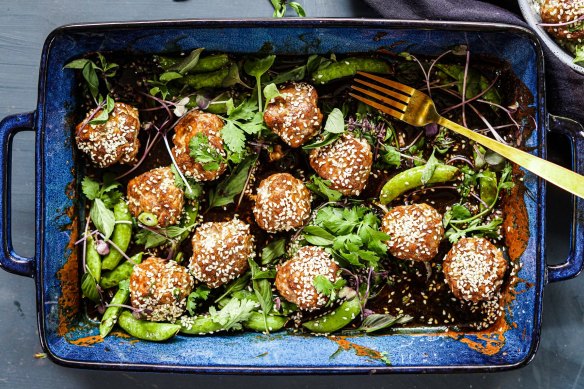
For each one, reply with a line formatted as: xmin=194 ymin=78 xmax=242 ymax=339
xmin=82 ymin=61 xmax=100 ymax=101
xmin=305 ymin=175 xmax=343 ymax=202
xmin=169 ymin=48 xmax=205 ymax=75
xmin=270 ymin=65 xmax=306 ymax=84
xmin=357 ymin=313 xmax=413 ymax=333
xmin=574 ymin=45 xmax=584 ymax=65
xmin=88 ymin=108 xmax=109 ymax=125
xmin=214 ymin=272 xmax=251 ymax=303
xmin=313 ymin=275 xmax=345 ymax=299
xmin=289 ymin=2 xmax=306 ymax=17
xmin=81 ymin=177 xmax=100 ymax=200
xmin=64 ymin=58 xmax=91 ymax=69
xmin=380 ymin=145 xmax=401 ymax=168
xmin=209 ymin=297 xmax=257 ymax=331
xmin=302 ymin=132 xmax=341 ymax=150
xmin=263 ymin=82 xmax=281 ymax=108
xmin=90 ymin=198 xmax=115 ymax=239
xmin=186 ymin=285 xmax=211 ymax=316
xmin=261 ymin=238 xmax=286 ymax=265
xmin=324 ymin=108 xmax=345 ymax=134
xmin=81 ymin=272 xmax=100 ymax=302
xmin=244 ymin=55 xmax=276 ymax=79
xmin=208 ymin=155 xmax=256 ymax=209
xmin=159 ymin=71 xmax=184 ymax=82
xmin=189 ymin=133 xmax=225 ymax=171
xmin=421 ymin=151 xmax=440 ymax=185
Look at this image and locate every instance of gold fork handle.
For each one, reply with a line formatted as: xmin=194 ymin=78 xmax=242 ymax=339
xmin=437 ymin=117 xmax=584 ymax=199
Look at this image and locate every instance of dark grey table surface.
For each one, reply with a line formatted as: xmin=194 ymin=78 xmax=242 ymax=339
xmin=0 ymin=0 xmax=582 ymax=388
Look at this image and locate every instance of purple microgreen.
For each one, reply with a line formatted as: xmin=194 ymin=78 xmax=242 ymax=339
xmin=538 ymin=15 xmax=584 ymax=27
xmin=400 ymin=130 xmax=424 ymax=151
xmin=75 ymin=99 xmax=106 ymax=136
xmin=95 ymin=239 xmax=110 ymax=255
xmin=96 ymin=232 xmax=133 ymax=263
xmin=115 ymin=130 xmax=161 ymax=180
xmin=424 ymin=123 xmax=439 ymax=137
xmin=426 ymin=49 xmax=452 ymax=97
xmin=446 ymin=155 xmax=475 ymax=168
xmin=467 ymin=104 xmax=509 ymax=144
xmin=469 ymin=191 xmax=490 ymax=209
xmin=441 ymin=74 xmax=499 ymax=114
xmin=196 ymin=94 xmax=210 ymax=110
xmin=461 ymin=49 xmax=470 ymax=128
xmin=162 ymin=132 xmax=195 ymax=195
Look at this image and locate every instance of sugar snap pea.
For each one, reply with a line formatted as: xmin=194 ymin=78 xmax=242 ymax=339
xmin=100 ymin=252 xmax=143 ymax=289
xmin=479 ymin=170 xmax=497 ymax=211
xmin=179 ymin=315 xmax=224 ymax=335
xmin=182 ymin=67 xmax=230 ymax=90
xmin=243 ymin=312 xmax=288 ymax=332
xmin=86 ymin=235 xmax=102 ymax=282
xmin=311 ymin=57 xmax=392 ymax=84
xmin=102 ymin=201 xmax=132 ymax=270
xmin=118 ymin=311 xmax=180 ymax=342
xmin=380 ymin=164 xmax=459 ymax=204
xmin=302 ymin=297 xmax=361 ymax=333
xmin=99 ymin=283 xmax=130 ymax=338
xmin=157 ymin=54 xmax=230 ymax=73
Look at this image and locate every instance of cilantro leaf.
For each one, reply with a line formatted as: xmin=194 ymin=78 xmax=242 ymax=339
xmin=81 ymin=177 xmax=100 ymax=200
xmin=209 ymin=298 xmax=257 ymax=331
xmin=189 ymin=132 xmax=225 ymax=171
xmin=186 ymin=285 xmax=211 ymax=316
xmin=221 ymin=121 xmax=247 ymax=155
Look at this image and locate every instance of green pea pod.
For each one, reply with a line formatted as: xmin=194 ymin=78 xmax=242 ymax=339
xmin=302 ymin=297 xmax=361 ymax=333
xmin=157 ymin=54 xmax=230 ymax=73
xmin=118 ymin=311 xmax=180 ymax=342
xmin=182 ymin=67 xmax=230 ymax=90
xmin=179 ymin=315 xmax=225 ymax=335
xmin=99 ymin=286 xmax=130 ymax=338
xmin=243 ymin=312 xmax=288 ymax=332
xmin=479 ymin=170 xmax=497 ymax=211
xmin=100 ymin=253 xmax=143 ymax=289
xmin=86 ymin=235 xmax=102 ymax=283
xmin=102 ymin=202 xmax=132 ymax=270
xmin=311 ymin=57 xmax=392 ymax=84
xmin=380 ymin=164 xmax=459 ymax=204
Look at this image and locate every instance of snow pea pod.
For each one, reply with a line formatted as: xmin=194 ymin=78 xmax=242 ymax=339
xmin=302 ymin=297 xmax=361 ymax=333
xmin=311 ymin=57 xmax=392 ymax=84
xmin=86 ymin=235 xmax=101 ymax=282
xmin=100 ymin=252 xmax=143 ymax=289
xmin=380 ymin=164 xmax=459 ymax=204
xmin=179 ymin=315 xmax=224 ymax=335
xmin=118 ymin=311 xmax=180 ymax=342
xmin=182 ymin=67 xmax=230 ymax=90
xmin=479 ymin=170 xmax=497 ymax=211
xmin=99 ymin=284 xmax=130 ymax=338
xmin=102 ymin=201 xmax=132 ymax=270
xmin=243 ymin=312 xmax=288 ymax=333
xmin=157 ymin=54 xmax=230 ymax=73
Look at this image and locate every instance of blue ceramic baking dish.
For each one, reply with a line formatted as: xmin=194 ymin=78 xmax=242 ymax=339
xmin=1 ymin=18 xmax=583 ymax=373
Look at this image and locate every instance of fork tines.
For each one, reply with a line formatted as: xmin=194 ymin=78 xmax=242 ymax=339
xmin=349 ymin=72 xmax=414 ymax=120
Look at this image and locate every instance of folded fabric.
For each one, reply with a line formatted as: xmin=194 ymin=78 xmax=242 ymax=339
xmin=363 ymin=0 xmax=584 ymax=124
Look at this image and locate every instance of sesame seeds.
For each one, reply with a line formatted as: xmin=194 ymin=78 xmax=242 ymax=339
xmin=381 ymin=203 xmax=444 ymax=262
xmin=253 ymin=173 xmax=312 ymax=233
xmin=189 ymin=219 xmax=255 ymax=288
xmin=309 ymin=134 xmax=373 ymax=196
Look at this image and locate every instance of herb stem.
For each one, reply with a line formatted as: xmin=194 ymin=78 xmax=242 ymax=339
xmin=162 ymin=133 xmax=195 ymax=195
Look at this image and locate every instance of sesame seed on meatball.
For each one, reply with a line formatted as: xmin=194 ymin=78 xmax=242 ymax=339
xmin=309 ymin=134 xmax=373 ymax=196
xmin=189 ymin=219 xmax=255 ymax=289
xmin=275 ymin=246 xmax=339 ymax=311
xmin=381 ymin=203 xmax=444 ymax=262
xmin=129 ymin=257 xmax=194 ymax=322
xmin=442 ymin=237 xmax=508 ymax=302
xmin=253 ymin=173 xmax=312 ymax=233
xmin=540 ymin=0 xmax=584 ymax=41
xmin=263 ymin=82 xmax=323 ymax=148
xmin=172 ymin=109 xmax=227 ymax=181
xmin=75 ymin=102 xmax=140 ymax=168
xmin=127 ymin=166 xmax=184 ymax=227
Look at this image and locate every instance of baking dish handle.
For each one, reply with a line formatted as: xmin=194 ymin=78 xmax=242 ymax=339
xmin=546 ymin=114 xmax=584 ymax=283
xmin=0 ymin=112 xmax=36 ymax=278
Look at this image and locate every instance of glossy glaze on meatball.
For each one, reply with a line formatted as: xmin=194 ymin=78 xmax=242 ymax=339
xmin=75 ymin=102 xmax=140 ymax=168
xmin=381 ymin=203 xmax=444 ymax=262
xmin=129 ymin=257 xmax=194 ymax=322
xmin=442 ymin=237 xmax=508 ymax=302
xmin=263 ymin=82 xmax=323 ymax=148
xmin=275 ymin=246 xmax=339 ymax=311
xmin=189 ymin=219 xmax=254 ymax=288
xmin=172 ymin=109 xmax=227 ymax=181
xmin=309 ymin=134 xmax=373 ymax=196
xmin=127 ymin=166 xmax=184 ymax=227
xmin=253 ymin=173 xmax=312 ymax=233
xmin=541 ymin=0 xmax=584 ymax=41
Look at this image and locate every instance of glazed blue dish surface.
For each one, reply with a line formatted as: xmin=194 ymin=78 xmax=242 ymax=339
xmin=1 ymin=19 xmax=583 ymax=373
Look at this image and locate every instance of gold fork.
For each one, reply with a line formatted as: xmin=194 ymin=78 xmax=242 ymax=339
xmin=350 ymin=71 xmax=584 ymax=200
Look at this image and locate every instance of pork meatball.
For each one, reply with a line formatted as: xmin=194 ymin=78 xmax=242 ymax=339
xmin=309 ymin=134 xmax=373 ymax=196
xmin=275 ymin=246 xmax=339 ymax=311
xmin=189 ymin=219 xmax=254 ymax=288
xmin=253 ymin=173 xmax=312 ymax=233
xmin=171 ymin=109 xmax=227 ymax=181
xmin=264 ymin=82 xmax=323 ymax=148
xmin=127 ymin=166 xmax=184 ymax=227
xmin=129 ymin=257 xmax=194 ymax=322
xmin=381 ymin=203 xmax=444 ymax=262
xmin=75 ymin=102 xmax=140 ymax=168
xmin=442 ymin=237 xmax=508 ymax=302
xmin=541 ymin=0 xmax=584 ymax=41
